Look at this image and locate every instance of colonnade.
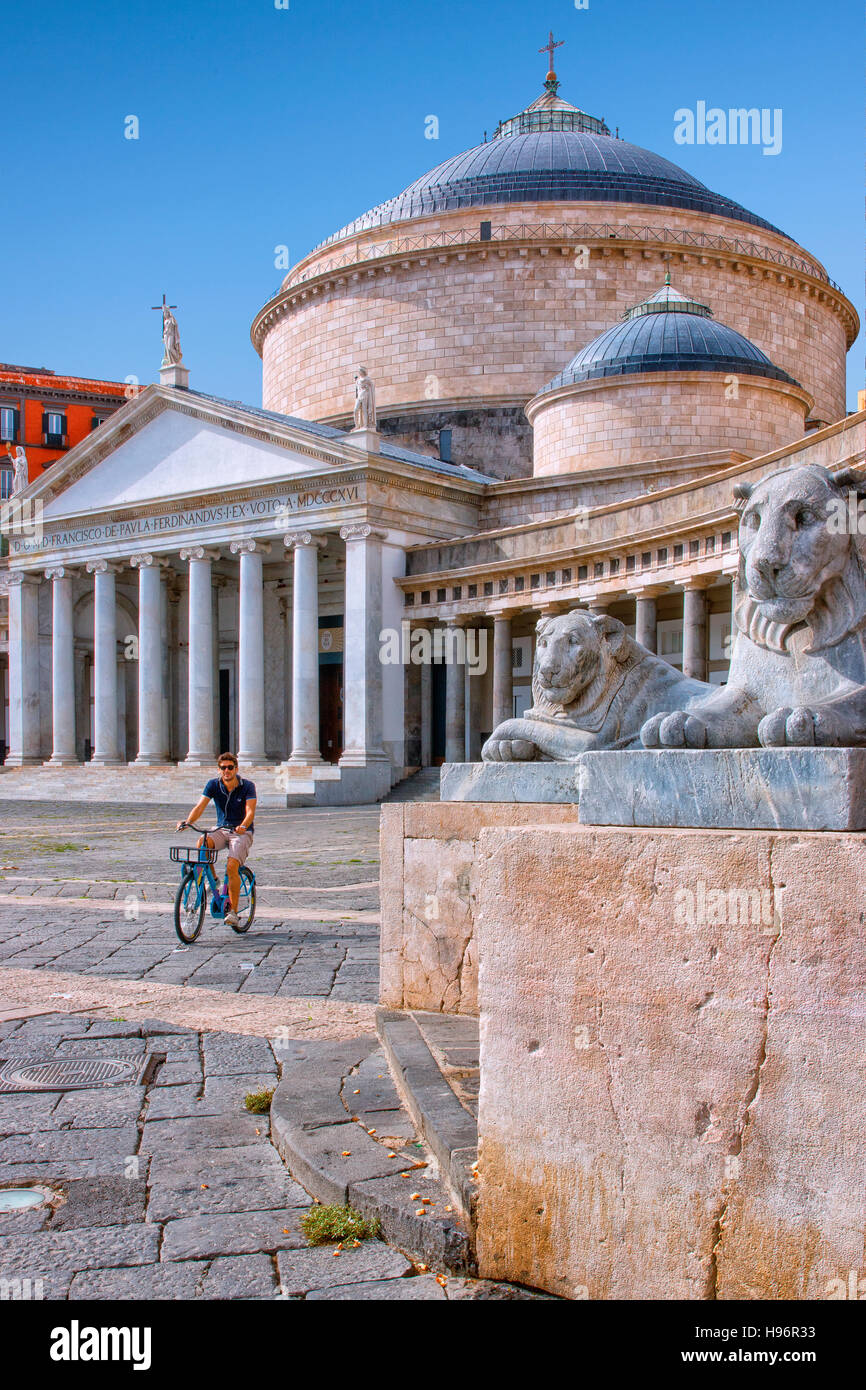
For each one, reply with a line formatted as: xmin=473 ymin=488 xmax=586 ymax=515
xmin=5 ymin=526 xmax=390 ymax=771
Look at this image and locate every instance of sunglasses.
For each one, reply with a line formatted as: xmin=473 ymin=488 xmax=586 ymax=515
xmin=218 ymin=763 xmax=237 ymax=770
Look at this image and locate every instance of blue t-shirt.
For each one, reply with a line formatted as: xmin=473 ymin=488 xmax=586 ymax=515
xmin=203 ymin=777 xmax=256 ymax=834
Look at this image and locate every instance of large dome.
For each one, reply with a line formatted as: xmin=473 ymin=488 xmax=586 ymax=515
xmin=541 ymin=279 xmax=802 ymax=391
xmin=321 ymin=88 xmax=789 ymax=245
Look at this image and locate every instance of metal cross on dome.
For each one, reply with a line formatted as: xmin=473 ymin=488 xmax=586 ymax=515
xmin=539 ymin=29 xmax=564 ymax=76
xmin=151 ymin=293 xmax=177 ymax=314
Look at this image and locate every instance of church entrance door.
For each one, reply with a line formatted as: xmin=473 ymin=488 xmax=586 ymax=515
xmin=319 ymin=664 xmax=343 ymax=764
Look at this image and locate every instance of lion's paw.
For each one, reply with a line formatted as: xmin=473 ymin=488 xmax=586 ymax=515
xmin=482 ymin=737 xmax=538 ymax=762
xmin=759 ymin=705 xmax=842 ymax=747
xmin=640 ymin=710 xmax=708 ymax=748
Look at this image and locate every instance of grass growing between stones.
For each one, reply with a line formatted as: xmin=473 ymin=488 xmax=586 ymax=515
xmin=244 ymin=1088 xmax=275 ymax=1113
xmin=300 ymin=1204 xmax=381 ymax=1246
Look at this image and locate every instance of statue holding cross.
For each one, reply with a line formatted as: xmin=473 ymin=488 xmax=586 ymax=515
xmin=152 ymin=294 xmax=183 ymax=367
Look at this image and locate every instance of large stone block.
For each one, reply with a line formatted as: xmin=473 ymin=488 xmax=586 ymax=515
xmin=578 ymin=748 xmax=866 ymax=830
xmin=441 ymin=762 xmax=579 ymax=802
xmin=474 ymin=823 xmax=866 ymax=1300
xmin=379 ymin=801 xmax=579 ymax=1015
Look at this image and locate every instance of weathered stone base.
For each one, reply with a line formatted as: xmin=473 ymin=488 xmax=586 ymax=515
xmin=578 ymin=747 xmax=866 ymax=830
xmin=380 ymin=802 xmax=579 ymax=1014
xmin=441 ymin=762 xmax=579 ymax=802
xmin=474 ymin=823 xmax=866 ymax=1300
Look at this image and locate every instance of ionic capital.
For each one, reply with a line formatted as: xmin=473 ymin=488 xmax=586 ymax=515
xmin=339 ymin=523 xmax=386 ymax=543
xmin=44 ymin=565 xmax=75 ymax=582
xmin=179 ymin=547 xmax=221 ymax=564
xmin=130 ymin=552 xmax=170 ymax=569
xmin=85 ymin=559 xmax=123 ymax=575
xmin=283 ymin=531 xmax=327 ymax=550
xmin=230 ymin=539 xmax=272 ymax=556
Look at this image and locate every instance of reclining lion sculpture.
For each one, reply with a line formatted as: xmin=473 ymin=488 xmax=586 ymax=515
xmin=641 ymin=463 xmax=866 ymax=749
xmin=482 ymin=608 xmax=712 ymax=762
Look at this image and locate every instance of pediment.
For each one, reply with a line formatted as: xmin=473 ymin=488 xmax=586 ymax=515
xmin=36 ymin=390 xmax=343 ymax=522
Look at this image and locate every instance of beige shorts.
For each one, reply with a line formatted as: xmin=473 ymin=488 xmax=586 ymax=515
xmin=206 ymin=828 xmax=253 ymax=866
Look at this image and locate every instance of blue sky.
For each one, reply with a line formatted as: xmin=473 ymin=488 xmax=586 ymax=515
xmin=3 ymin=0 xmax=862 ymax=408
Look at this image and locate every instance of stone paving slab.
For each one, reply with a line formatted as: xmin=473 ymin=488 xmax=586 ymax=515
xmin=147 ymin=1173 xmax=308 ymax=1224
xmin=50 ymin=1177 xmax=148 ymax=1231
xmin=307 ymin=1274 xmax=447 ymax=1300
xmin=161 ymin=1208 xmax=309 ymax=1261
xmin=201 ymin=1254 xmax=279 ymax=1300
xmin=276 ymin=1239 xmax=412 ymax=1294
xmin=68 ymin=1262 xmax=205 ymax=1300
xmin=0 ymin=1222 xmax=160 ymax=1277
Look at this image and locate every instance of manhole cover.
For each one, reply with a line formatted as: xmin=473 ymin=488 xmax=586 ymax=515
xmin=0 ymin=1188 xmax=45 ymax=1212
xmin=0 ymin=1058 xmax=138 ymax=1092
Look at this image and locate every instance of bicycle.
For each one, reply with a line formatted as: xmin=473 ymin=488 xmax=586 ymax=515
xmin=171 ymin=823 xmax=257 ymax=944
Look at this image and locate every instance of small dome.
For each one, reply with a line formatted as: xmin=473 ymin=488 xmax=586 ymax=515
xmin=317 ymin=86 xmax=790 ymax=247
xmin=539 ymin=279 xmax=802 ymax=391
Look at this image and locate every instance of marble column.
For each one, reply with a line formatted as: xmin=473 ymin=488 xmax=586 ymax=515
xmin=181 ymin=547 xmax=219 ymax=766
xmin=682 ymin=583 xmax=708 ymax=682
xmin=492 ymin=615 xmax=513 ymax=729
xmin=230 ymin=540 xmax=269 ymax=764
xmin=86 ymin=560 xmax=123 ymax=764
xmin=338 ymin=525 xmax=389 ymax=769
xmin=131 ymin=553 xmax=169 ymax=765
xmin=444 ymin=622 xmax=467 ymax=763
xmin=44 ymin=566 xmax=77 ymax=765
xmin=420 ymin=659 xmax=432 ymax=768
xmin=284 ymin=532 xmax=325 ymax=765
xmin=5 ymin=572 xmax=42 ymax=765
xmin=635 ymin=595 xmax=658 ymax=653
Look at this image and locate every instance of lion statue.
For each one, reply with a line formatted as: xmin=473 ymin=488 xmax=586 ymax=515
xmin=482 ymin=608 xmax=713 ymax=761
xmin=641 ymin=463 xmax=866 ymax=750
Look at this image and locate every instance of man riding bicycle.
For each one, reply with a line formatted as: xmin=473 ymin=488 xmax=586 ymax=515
xmin=176 ymin=753 xmax=256 ymax=929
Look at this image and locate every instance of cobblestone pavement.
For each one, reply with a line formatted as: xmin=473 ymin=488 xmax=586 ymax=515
xmin=0 ymin=804 xmax=381 ymax=1004
xmin=0 ymin=1011 xmax=521 ymax=1301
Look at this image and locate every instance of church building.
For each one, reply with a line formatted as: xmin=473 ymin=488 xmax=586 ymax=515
xmin=0 ymin=62 xmax=861 ymax=802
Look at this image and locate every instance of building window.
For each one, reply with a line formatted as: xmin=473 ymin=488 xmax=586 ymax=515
xmin=451 ymin=586 xmax=461 ymax=600
xmin=483 ymin=581 xmax=493 ymax=597
xmin=404 ymin=593 xmax=414 ymax=607
xmin=578 ymin=565 xmax=588 ymax=581
xmin=514 ymin=576 xmax=525 ymax=592
xmin=42 ymin=410 xmax=67 ymax=448
xmin=436 ymin=588 xmax=446 ymax=602
xmin=439 ymin=429 xmax=452 ymax=463
xmin=561 ymin=568 xmax=572 ymax=583
xmin=530 ymin=574 xmax=540 ymax=589
xmin=722 ymin=532 xmax=732 ymax=550
xmin=545 ymin=572 xmax=556 ymax=586
xmin=689 ymin=539 xmax=700 ymax=557
xmin=421 ymin=590 xmax=430 ymax=604
xmin=499 ymin=578 xmax=509 ymax=593
xmin=0 ymin=467 xmax=13 ymax=500
xmin=705 ymin=537 xmax=715 ymax=555
xmin=673 ymin=544 xmax=683 ymax=561
xmin=610 ymin=558 xmax=620 ymax=574
xmin=594 ymin=562 xmax=604 ymax=578
xmin=657 ymin=548 xmax=668 ymax=565
xmin=468 ymin=584 xmax=477 ymax=598
xmin=626 ymin=555 xmax=636 ymax=573
xmin=0 ymin=407 xmax=19 ymax=443
xmin=91 ymin=416 xmax=105 ymax=432
xmin=641 ymin=552 xmax=651 ymax=568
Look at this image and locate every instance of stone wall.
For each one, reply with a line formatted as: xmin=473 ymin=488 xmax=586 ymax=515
xmin=474 ymin=822 xmax=866 ymax=1300
xmin=379 ymin=801 xmax=580 ymax=1015
xmin=256 ymin=200 xmax=854 ymax=455
xmin=528 ymin=373 xmax=810 ymax=476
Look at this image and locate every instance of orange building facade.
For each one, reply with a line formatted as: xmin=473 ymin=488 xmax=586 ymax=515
xmin=0 ymin=362 xmax=129 ymax=493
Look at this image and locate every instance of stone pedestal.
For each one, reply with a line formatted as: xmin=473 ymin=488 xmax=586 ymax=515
xmin=474 ymin=822 xmax=866 ymax=1300
xmin=345 ymin=428 xmax=380 ymax=454
xmin=159 ymin=362 xmax=189 ymax=389
xmin=578 ymin=747 xmax=866 ymax=831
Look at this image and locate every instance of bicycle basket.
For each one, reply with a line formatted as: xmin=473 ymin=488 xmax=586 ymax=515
xmin=170 ymin=846 xmax=217 ymax=865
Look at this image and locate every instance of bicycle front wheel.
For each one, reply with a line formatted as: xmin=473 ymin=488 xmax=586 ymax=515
xmin=230 ymin=867 xmax=256 ymax=933
xmin=174 ymin=870 xmax=206 ymax=943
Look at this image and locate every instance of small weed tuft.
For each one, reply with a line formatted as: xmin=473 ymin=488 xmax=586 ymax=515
xmin=244 ymin=1088 xmax=274 ymax=1114
xmin=300 ymin=1204 xmax=380 ymax=1246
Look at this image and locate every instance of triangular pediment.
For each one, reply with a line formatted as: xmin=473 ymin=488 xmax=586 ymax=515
xmin=33 ymin=388 xmax=352 ymax=522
